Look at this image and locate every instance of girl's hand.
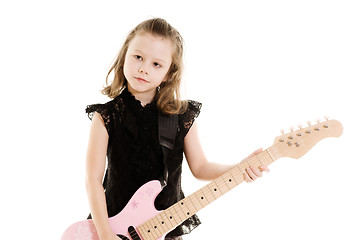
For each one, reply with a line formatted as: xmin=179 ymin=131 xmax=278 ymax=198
xmin=242 ymin=148 xmax=270 ymax=183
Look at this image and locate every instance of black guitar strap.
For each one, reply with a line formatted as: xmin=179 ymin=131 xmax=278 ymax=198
xmin=158 ymin=112 xmax=178 ymax=188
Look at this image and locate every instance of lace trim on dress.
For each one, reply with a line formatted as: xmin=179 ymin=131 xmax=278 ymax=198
xmin=85 ymin=103 xmax=113 ymax=134
xmin=182 ymin=100 xmax=202 ymax=136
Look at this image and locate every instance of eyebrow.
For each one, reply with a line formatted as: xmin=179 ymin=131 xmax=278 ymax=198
xmin=133 ymin=49 xmax=167 ymax=63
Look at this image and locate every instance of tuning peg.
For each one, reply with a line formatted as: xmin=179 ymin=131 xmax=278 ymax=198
xmin=280 ymin=129 xmax=285 ymax=135
xmin=307 ymin=121 xmax=311 ymax=127
xmin=324 ymin=115 xmax=330 ymax=121
xmin=289 ymin=126 xmax=294 ymax=132
xmin=316 ymin=118 xmax=321 ymax=124
xmin=298 ymin=124 xmax=303 ymax=129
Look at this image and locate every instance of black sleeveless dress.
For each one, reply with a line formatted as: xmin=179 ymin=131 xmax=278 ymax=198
xmin=86 ymin=87 xmax=202 ymax=237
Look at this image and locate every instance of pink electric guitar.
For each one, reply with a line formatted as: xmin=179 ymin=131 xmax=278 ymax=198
xmin=61 ymin=119 xmax=343 ymax=240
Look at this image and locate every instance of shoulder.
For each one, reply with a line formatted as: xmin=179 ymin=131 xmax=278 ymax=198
xmin=182 ymin=100 xmax=202 ymax=117
xmin=85 ymin=96 xmax=124 ymax=119
xmin=180 ymin=100 xmax=202 ymax=121
xmin=179 ymin=100 xmax=202 ymax=136
xmin=85 ymin=96 xmax=123 ymax=134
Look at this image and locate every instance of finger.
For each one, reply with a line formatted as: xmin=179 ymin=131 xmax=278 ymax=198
xmin=251 ymin=166 xmax=263 ymax=177
xmin=243 ymin=171 xmax=253 ymax=183
xmin=246 ymin=167 xmax=259 ymax=180
xmin=259 ymin=166 xmax=270 ymax=172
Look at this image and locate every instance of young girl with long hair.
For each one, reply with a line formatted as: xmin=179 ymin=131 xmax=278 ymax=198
xmin=85 ymin=17 xmax=268 ymax=240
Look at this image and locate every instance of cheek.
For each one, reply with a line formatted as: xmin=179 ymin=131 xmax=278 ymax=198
xmin=123 ymin=56 xmax=135 ymax=76
xmin=159 ymin=69 xmax=170 ymax=81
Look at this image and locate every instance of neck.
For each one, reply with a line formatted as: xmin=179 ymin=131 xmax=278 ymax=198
xmin=126 ymin=84 xmax=156 ymax=106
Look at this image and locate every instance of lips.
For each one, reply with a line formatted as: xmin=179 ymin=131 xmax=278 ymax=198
xmin=134 ymin=77 xmax=149 ymax=83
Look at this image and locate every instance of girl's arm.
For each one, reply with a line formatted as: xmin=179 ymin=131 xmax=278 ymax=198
xmin=85 ymin=112 xmax=119 ymax=240
xmin=184 ymin=122 xmax=269 ymax=182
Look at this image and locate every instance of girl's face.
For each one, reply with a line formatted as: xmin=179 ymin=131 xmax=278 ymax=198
xmin=124 ymin=32 xmax=173 ymax=102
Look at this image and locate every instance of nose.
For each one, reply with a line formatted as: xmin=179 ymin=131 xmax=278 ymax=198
xmin=138 ymin=65 xmax=148 ymax=75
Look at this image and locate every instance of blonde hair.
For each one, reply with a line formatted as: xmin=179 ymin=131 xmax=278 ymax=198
xmin=102 ymin=18 xmax=187 ymax=115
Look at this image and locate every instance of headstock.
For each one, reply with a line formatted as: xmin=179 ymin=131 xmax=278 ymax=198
xmin=271 ymin=119 xmax=343 ymax=160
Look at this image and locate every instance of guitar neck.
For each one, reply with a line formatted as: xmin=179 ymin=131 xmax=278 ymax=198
xmin=137 ymin=147 xmax=278 ymax=240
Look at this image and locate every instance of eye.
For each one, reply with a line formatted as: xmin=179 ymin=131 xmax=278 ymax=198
xmin=153 ymin=62 xmax=161 ymax=68
xmin=134 ymin=55 xmax=142 ymax=60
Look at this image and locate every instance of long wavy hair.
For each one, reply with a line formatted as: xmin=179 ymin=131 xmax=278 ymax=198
xmin=102 ymin=18 xmax=187 ymax=115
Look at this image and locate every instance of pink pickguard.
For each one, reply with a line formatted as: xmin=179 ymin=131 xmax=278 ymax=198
xmin=61 ymin=180 xmax=167 ymax=240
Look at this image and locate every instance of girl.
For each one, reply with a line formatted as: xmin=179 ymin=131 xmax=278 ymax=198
xmin=85 ymin=18 xmax=269 ymax=240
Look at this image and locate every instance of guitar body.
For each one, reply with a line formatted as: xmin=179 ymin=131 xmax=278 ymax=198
xmin=61 ymin=180 xmax=166 ymax=240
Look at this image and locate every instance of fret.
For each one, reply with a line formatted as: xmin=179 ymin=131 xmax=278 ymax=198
xmin=150 ymin=217 xmax=163 ymax=238
xmin=237 ymin=161 xmax=248 ymax=175
xmin=187 ymin=194 xmax=202 ymax=212
xmin=139 ymin=221 xmax=157 ymax=240
xmin=266 ymin=147 xmax=278 ymax=163
xmin=256 ymin=153 xmax=265 ymax=166
xmin=223 ymin=169 xmax=237 ymax=185
xmin=137 ymin=226 xmax=146 ymax=240
xmin=259 ymin=150 xmax=272 ymax=166
xmin=161 ymin=209 xmax=176 ymax=229
xmin=152 ymin=213 xmax=167 ymax=233
xmin=167 ymin=205 xmax=182 ymax=225
xmin=184 ymin=195 xmax=198 ymax=215
xmin=221 ymin=171 xmax=238 ymax=189
xmin=140 ymin=221 xmax=152 ymax=237
xmin=177 ymin=200 xmax=193 ymax=219
xmin=173 ymin=202 xmax=187 ymax=221
xmin=158 ymin=212 xmax=172 ymax=232
xmin=196 ymin=188 xmax=210 ymax=207
xmin=147 ymin=217 xmax=162 ymax=238
xmin=229 ymin=164 xmax=244 ymax=184
xmin=219 ymin=175 xmax=230 ymax=192
xmin=207 ymin=180 xmax=222 ymax=199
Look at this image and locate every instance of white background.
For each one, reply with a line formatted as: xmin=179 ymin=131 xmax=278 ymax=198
xmin=1 ymin=0 xmax=359 ymax=239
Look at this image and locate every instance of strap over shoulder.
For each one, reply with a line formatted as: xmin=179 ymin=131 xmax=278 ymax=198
xmin=158 ymin=113 xmax=179 ymax=188
xmin=158 ymin=113 xmax=178 ymax=150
